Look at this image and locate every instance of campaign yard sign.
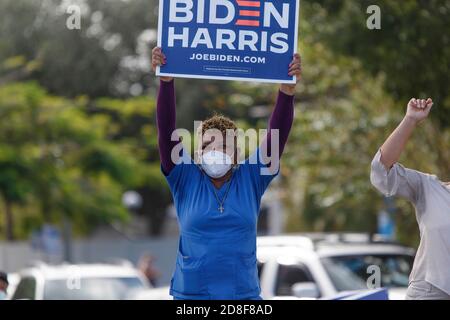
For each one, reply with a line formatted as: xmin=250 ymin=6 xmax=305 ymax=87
xmin=156 ymin=0 xmax=300 ymax=83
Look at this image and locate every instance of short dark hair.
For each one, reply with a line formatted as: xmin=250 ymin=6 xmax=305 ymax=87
xmin=200 ymin=114 xmax=237 ymax=137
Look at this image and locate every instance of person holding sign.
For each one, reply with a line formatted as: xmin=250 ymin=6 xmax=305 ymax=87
xmin=152 ymin=46 xmax=301 ymax=299
xmin=370 ymin=98 xmax=450 ymax=300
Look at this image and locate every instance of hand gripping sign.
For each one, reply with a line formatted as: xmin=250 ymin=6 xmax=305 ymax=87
xmin=156 ymin=0 xmax=300 ymax=83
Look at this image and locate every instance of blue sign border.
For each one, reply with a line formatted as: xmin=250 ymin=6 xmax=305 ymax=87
xmin=156 ymin=0 xmax=300 ymax=83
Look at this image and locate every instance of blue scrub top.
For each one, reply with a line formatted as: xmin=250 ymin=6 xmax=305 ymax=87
xmin=164 ymin=148 xmax=279 ymax=300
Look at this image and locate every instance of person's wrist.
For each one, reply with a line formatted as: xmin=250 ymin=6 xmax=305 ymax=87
xmin=404 ymin=114 xmax=419 ymax=127
xmin=280 ymin=84 xmax=295 ymax=96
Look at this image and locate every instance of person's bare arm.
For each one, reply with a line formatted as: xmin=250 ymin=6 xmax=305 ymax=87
xmin=380 ymin=98 xmax=433 ymax=170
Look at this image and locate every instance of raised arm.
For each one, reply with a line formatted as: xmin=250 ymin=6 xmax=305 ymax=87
xmin=379 ymin=98 xmax=433 ymax=170
xmin=263 ymin=53 xmax=301 ymax=160
xmin=152 ymin=47 xmax=178 ymax=175
xmin=370 ymin=97 xmax=433 ymax=203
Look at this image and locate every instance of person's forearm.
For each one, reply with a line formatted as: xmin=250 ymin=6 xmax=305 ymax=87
xmin=266 ymin=89 xmax=295 ymax=157
xmin=157 ymin=79 xmax=178 ymax=174
xmin=380 ymin=116 xmax=417 ymax=169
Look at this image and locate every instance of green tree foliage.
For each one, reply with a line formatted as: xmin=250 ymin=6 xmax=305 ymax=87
xmin=275 ymin=1 xmax=449 ymax=245
xmin=0 ymin=82 xmax=155 ymax=239
xmin=280 ymin=40 xmax=442 ymax=246
xmin=93 ymin=96 xmax=172 ymax=235
xmin=0 ymin=0 xmax=158 ymax=97
xmin=308 ymin=0 xmax=450 ymax=128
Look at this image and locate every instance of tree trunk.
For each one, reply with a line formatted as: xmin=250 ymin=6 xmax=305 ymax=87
xmin=4 ymin=199 xmax=14 ymax=241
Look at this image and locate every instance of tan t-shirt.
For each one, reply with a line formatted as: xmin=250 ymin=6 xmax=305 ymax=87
xmin=370 ymin=150 xmax=450 ymax=294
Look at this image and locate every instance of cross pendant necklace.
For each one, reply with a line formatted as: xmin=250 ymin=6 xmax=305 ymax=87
xmin=211 ymin=175 xmax=233 ymax=214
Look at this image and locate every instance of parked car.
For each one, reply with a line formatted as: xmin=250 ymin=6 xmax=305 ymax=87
xmin=257 ymin=233 xmax=415 ymax=300
xmin=11 ymin=262 xmax=149 ymax=300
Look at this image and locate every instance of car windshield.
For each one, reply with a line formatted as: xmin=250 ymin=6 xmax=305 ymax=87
xmin=43 ymin=277 xmax=145 ymax=300
xmin=321 ymin=254 xmax=414 ymax=292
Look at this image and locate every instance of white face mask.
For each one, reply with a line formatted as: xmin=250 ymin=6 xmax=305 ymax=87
xmin=201 ymin=150 xmax=233 ymax=178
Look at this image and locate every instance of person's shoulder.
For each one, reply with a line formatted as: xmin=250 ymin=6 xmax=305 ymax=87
xmin=164 ymin=149 xmax=201 ymax=181
xmin=421 ymin=171 xmax=444 ymax=186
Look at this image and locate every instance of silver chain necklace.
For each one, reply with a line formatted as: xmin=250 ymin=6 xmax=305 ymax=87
xmin=210 ymin=174 xmax=233 ymax=213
